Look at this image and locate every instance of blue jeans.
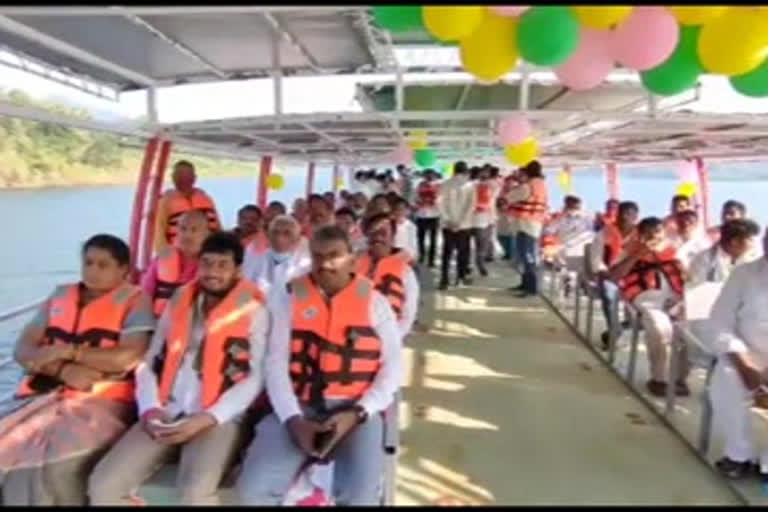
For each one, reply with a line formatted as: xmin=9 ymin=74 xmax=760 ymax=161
xmin=516 ymin=232 xmax=539 ymax=294
xmin=598 ymin=279 xmax=621 ymax=334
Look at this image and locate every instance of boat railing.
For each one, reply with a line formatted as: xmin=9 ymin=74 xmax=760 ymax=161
xmin=0 ymin=298 xmax=44 ymax=401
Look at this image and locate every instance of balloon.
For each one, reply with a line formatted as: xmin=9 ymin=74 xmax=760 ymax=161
xmin=414 ymin=148 xmax=437 ymax=167
xmin=423 ymin=6 xmax=486 ymax=42
xmin=443 ymin=162 xmax=454 ymax=177
xmin=496 ymin=115 xmax=531 ymax=146
xmin=698 ymin=8 xmax=768 ymax=76
xmin=335 ymin=177 xmax=345 ymax=188
xmin=553 ymin=28 xmax=614 ymax=91
xmin=675 ymin=181 xmax=697 ymax=198
xmin=517 ymin=6 xmax=580 ymax=66
xmin=490 ymin=6 xmax=530 ymax=17
xmin=640 ymin=26 xmax=703 ymax=96
xmin=667 ymin=6 xmax=727 ymax=26
xmin=676 ymin=160 xmax=698 ymax=183
xmin=612 ymin=7 xmax=679 ymax=71
xmin=572 ymin=6 xmax=632 ymax=29
xmin=730 ymin=57 xmax=768 ymax=97
xmin=505 ymin=138 xmax=539 ymax=166
xmin=460 ymin=12 xmax=519 ymax=82
xmin=390 ymin=144 xmax=413 ymax=165
xmin=266 ymin=174 xmax=284 ymax=191
xmin=371 ymin=6 xmax=424 ymax=32
xmin=407 ymin=130 xmax=428 ymax=150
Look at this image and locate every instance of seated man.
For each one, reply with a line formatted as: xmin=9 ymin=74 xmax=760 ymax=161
xmin=707 ymin=200 xmax=747 ymax=244
xmin=392 ymin=197 xmax=418 ymax=262
xmin=669 ymin=209 xmax=712 ymax=271
xmin=608 ymin=217 xmax=689 ymax=398
xmin=708 ymin=228 xmax=768 ymax=480
xmin=236 ymin=225 xmax=402 ymax=506
xmin=662 ymin=194 xmax=692 ymax=239
xmin=244 ymin=215 xmax=311 ymax=296
xmin=89 ymin=232 xmax=267 ymax=505
xmin=265 ymin=201 xmax=288 ymax=231
xmin=142 ymin=210 xmax=210 ymax=317
xmin=687 ymin=218 xmax=760 ymax=287
xmin=335 ymin=207 xmax=366 ymax=253
xmin=235 ymin=204 xmax=269 ymax=255
xmin=594 ymin=198 xmax=620 ymax=230
xmin=542 ymin=195 xmax=594 ymax=270
xmin=590 ymin=201 xmax=638 ymax=350
xmin=358 ymin=213 xmax=420 ymax=340
xmin=2 ymin=234 xmax=154 ymax=505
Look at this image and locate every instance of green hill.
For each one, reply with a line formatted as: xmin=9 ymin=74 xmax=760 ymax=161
xmin=0 ymin=88 xmax=260 ymax=188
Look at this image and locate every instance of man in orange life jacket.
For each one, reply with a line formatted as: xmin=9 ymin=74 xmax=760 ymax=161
xmin=90 ymin=232 xmax=268 ymax=505
xmin=5 ymin=234 xmax=154 ymax=505
xmin=469 ymin=166 xmax=499 ymax=278
xmin=414 ymin=169 xmax=442 ymax=268
xmin=142 ymin=210 xmax=210 ymax=317
xmin=608 ymin=217 xmax=690 ymax=398
xmin=594 ymin=199 xmax=620 ymax=231
xmin=358 ymin=212 xmax=420 ymax=340
xmin=237 ymin=225 xmax=402 ymax=506
xmin=153 ymin=160 xmax=221 ymax=253
xmin=235 ymin=204 xmax=268 ymax=252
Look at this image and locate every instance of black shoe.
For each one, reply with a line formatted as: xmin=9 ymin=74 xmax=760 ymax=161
xmin=509 ymin=284 xmax=525 ymax=292
xmin=485 ymin=257 xmax=494 ymax=263
xmin=646 ymin=380 xmax=667 ymax=397
xmin=600 ymin=331 xmax=610 ymax=351
xmin=513 ymin=290 xmax=534 ymax=298
xmin=675 ymin=380 xmax=691 ymax=397
xmin=479 ymin=268 xmax=488 ymax=277
xmin=461 ymin=277 xmax=473 ymax=286
xmin=428 ymin=261 xmax=436 ymax=269
xmin=715 ymin=457 xmax=754 ymax=480
xmin=438 ymin=280 xmax=449 ymax=291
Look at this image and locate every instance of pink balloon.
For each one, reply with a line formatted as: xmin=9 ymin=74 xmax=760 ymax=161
xmin=554 ymin=29 xmax=614 ymax=91
xmin=490 ymin=6 xmax=530 ymax=17
xmin=677 ymin=160 xmax=697 ymax=183
xmin=496 ymin=115 xmax=531 ymax=146
xmin=611 ymin=7 xmax=679 ymax=71
xmin=389 ymin=144 xmax=413 ymax=165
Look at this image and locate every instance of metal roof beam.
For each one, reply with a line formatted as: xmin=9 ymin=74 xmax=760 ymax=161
xmin=302 ymin=122 xmax=350 ymax=153
xmin=0 ymin=6 xmax=363 ymax=16
xmin=0 ymin=14 xmax=155 ymax=87
xmin=261 ymin=12 xmax=327 ymax=73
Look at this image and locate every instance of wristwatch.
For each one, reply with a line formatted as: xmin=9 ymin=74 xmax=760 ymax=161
xmin=353 ymin=405 xmax=369 ymax=424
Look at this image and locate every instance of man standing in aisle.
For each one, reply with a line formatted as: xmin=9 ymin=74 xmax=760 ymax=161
xmin=153 ymin=160 xmax=221 ymax=253
xmin=414 ymin=169 xmax=442 ymax=268
xmin=438 ymin=161 xmax=475 ymax=290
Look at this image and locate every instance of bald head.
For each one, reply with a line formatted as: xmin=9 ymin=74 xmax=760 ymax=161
xmin=176 ymin=209 xmax=210 ymax=256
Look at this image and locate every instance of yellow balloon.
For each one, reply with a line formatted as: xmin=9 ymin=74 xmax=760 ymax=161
xmin=675 ymin=181 xmax=697 ymax=198
xmin=505 ymin=137 xmax=539 ymax=166
xmin=667 ymin=6 xmax=727 ymax=25
xmin=460 ymin=12 xmax=519 ymax=82
xmin=698 ymin=8 xmax=768 ymax=76
xmin=266 ymin=173 xmax=284 ymax=191
xmin=407 ymin=129 xmax=428 ymax=150
xmin=335 ymin=177 xmax=345 ymax=188
xmin=573 ymin=6 xmax=633 ymax=29
xmin=423 ymin=6 xmax=486 ymax=42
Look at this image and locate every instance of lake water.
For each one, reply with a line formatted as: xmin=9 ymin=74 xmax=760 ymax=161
xmin=1 ymin=170 xmax=767 ymax=355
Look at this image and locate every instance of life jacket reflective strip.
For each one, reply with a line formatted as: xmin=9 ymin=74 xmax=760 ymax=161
xmin=603 ymin=224 xmax=637 ymax=267
xmin=416 ymin=182 xmax=439 ymax=208
xmin=155 ymin=278 xmax=265 ymax=409
xmin=509 ymin=178 xmax=548 ymax=223
xmin=288 ymin=274 xmax=381 ymax=408
xmin=474 ymin=182 xmax=493 ymax=213
xmin=355 ymin=250 xmax=410 ymax=319
xmin=245 ymin=231 xmax=269 ymax=259
xmin=16 ymin=282 xmax=141 ymax=402
xmin=619 ymin=247 xmax=685 ymax=303
xmin=153 ymin=246 xmax=183 ymax=317
xmin=164 ymin=188 xmax=219 ymax=244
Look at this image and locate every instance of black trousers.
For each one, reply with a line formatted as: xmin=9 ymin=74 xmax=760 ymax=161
xmin=441 ymin=228 xmax=471 ymax=285
xmin=416 ymin=217 xmax=439 ymax=266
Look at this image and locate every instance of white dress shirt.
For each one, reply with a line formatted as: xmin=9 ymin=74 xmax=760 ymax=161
xmin=265 ymin=283 xmax=403 ymax=423
xmin=438 ymin=175 xmax=475 ymax=231
xmin=671 ymin=230 xmax=713 ymax=270
xmin=709 ymin=258 xmax=768 ymax=364
xmin=544 ymin=212 xmax=594 ymax=258
xmin=397 ymin=266 xmax=420 ymax=339
xmin=244 ymin=246 xmax=312 ymax=296
xmin=687 ymin=244 xmax=760 ymax=287
xmin=395 ymin=219 xmax=418 ymax=260
xmin=135 ymin=290 xmax=268 ymax=424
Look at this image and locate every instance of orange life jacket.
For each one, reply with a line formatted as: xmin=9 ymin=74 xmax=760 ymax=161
xmin=288 ymin=274 xmax=381 ymax=409
xmin=154 ymin=278 xmax=265 ymax=409
xmin=416 ymin=181 xmax=440 ymax=209
xmin=602 ymin=224 xmax=637 ymax=267
xmin=16 ymin=282 xmax=142 ymax=402
xmin=164 ymin=188 xmax=219 ymax=245
xmin=474 ymin=182 xmax=494 ymax=213
xmin=509 ymin=177 xmax=548 ymax=223
xmin=153 ymin=246 xmax=185 ymax=317
xmin=619 ymin=247 xmax=685 ymax=303
xmin=355 ymin=249 xmax=411 ymax=319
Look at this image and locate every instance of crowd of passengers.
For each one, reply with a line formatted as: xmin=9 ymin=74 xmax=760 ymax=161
xmin=1 ymin=157 xmax=766 ymax=505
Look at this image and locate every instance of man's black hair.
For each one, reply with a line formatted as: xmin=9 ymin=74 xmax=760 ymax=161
xmin=618 ymin=201 xmax=639 ymax=215
xmin=362 ymin=212 xmax=397 ymax=235
xmin=720 ymin=218 xmax=760 ymax=246
xmin=200 ymin=231 xmax=244 ymax=266
xmin=335 ymin=207 xmax=357 ymax=221
xmin=522 ymin=160 xmax=543 ymax=178
xmin=267 ymin=201 xmax=287 ymax=213
xmin=238 ymin=204 xmax=262 ymax=217
xmin=453 ymin=161 xmax=469 ymax=175
xmin=637 ymin=216 xmax=663 ymax=235
xmin=723 ymin=200 xmax=747 ymax=216
xmin=312 ymin=224 xmax=352 ymax=252
xmin=83 ymin=234 xmax=131 ymax=267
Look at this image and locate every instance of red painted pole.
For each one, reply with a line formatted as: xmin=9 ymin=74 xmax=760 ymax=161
xmin=141 ymin=138 xmax=173 ymax=271
xmin=306 ymin=161 xmax=316 ymax=197
xmin=257 ymin=155 xmax=273 ymax=209
xmin=694 ymin=156 xmax=711 ymax=229
xmin=604 ymin=162 xmax=619 ymax=200
xmin=129 ymin=136 xmax=159 ymax=280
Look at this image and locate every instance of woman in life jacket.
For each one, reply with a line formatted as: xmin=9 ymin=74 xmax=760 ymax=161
xmin=0 ymin=234 xmax=155 ymax=505
xmin=607 ymin=217 xmax=689 ymax=398
xmin=142 ymin=210 xmax=211 ymax=317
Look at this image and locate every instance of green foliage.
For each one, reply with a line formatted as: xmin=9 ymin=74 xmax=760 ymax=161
xmin=0 ymin=87 xmax=261 ymax=187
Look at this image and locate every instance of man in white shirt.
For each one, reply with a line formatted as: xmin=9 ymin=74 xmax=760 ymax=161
xmin=335 ymin=207 xmax=367 ymax=253
xmin=542 ymin=195 xmax=594 ymax=270
xmin=708 ymin=228 xmax=768 ymax=480
xmin=669 ymin=209 xmax=713 ymax=271
xmin=392 ymin=196 xmax=418 ymax=261
xmin=469 ymin=166 xmax=500 ymax=278
xmin=244 ymin=215 xmax=312 ymax=297
xmin=414 ymin=170 xmax=442 ymax=268
xmin=438 ymin=161 xmax=476 ymax=290
xmin=236 ymin=225 xmax=402 ymax=506
xmin=687 ymin=218 xmax=760 ymax=287
xmin=89 ymin=232 xmax=268 ymax=505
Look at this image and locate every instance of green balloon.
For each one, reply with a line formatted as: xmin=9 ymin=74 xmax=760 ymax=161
xmin=641 ymin=26 xmax=703 ymax=97
xmin=414 ymin=149 xmax=436 ymax=168
xmin=730 ymin=57 xmax=768 ymax=98
xmin=517 ymin=6 xmax=580 ymax=66
xmin=372 ymin=6 xmax=424 ymax=32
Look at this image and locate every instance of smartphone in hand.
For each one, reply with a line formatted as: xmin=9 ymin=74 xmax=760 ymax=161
xmin=314 ymin=425 xmax=337 ymax=459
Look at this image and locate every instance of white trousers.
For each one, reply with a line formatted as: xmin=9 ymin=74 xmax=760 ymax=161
xmin=635 ymin=293 xmax=676 ymax=382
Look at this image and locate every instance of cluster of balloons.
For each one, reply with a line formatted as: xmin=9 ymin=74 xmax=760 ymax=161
xmin=496 ymin=114 xmax=539 ymax=166
xmin=372 ymin=6 xmax=768 ymax=98
xmin=266 ymin=173 xmax=284 ymax=191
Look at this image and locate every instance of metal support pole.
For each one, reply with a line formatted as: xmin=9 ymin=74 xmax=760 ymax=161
xmin=585 ymin=282 xmax=595 ymax=345
xmin=128 ymin=136 xmax=159 ymax=280
xmin=665 ymin=331 xmax=681 ymax=417
xmin=394 ymin=65 xmax=404 ymax=134
xmin=519 ymin=64 xmax=530 ymax=112
xmin=141 ymin=137 xmax=172 ymax=271
xmin=147 ymin=86 xmax=159 ymax=125
xmin=257 ymin=155 xmax=273 ymax=210
xmin=605 ymin=162 xmax=619 ymax=200
xmin=271 ymin=28 xmax=283 ymax=129
xmin=306 ymin=161 xmax=316 ymax=197
xmin=694 ymin=156 xmax=712 ymax=229
xmin=332 ymin=162 xmax=341 ymax=197
xmin=627 ymin=311 xmax=642 ymax=382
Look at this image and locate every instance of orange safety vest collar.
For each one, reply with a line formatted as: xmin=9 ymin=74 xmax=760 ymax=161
xmin=153 ymin=246 xmax=185 ymax=317
xmin=164 ymin=188 xmax=219 ymax=244
xmin=355 ymin=249 xmax=411 ymax=319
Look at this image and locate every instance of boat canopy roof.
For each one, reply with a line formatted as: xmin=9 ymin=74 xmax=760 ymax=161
xmin=1 ymin=5 xmax=767 ymax=168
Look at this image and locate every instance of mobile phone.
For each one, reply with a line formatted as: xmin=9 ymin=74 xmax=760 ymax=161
xmin=149 ymin=418 xmax=186 ymax=429
xmin=314 ymin=426 xmax=337 ymax=457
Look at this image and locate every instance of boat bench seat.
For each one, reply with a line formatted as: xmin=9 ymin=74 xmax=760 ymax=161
xmin=139 ymin=462 xmax=240 ymax=505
